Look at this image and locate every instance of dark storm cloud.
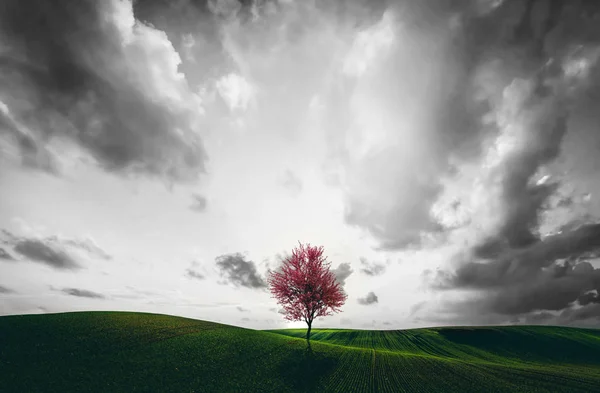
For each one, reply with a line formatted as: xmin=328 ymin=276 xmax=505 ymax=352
xmin=414 ymin=1 xmax=600 ymax=326
xmin=0 ymin=0 xmax=207 ymax=182
xmin=338 ymin=0 xmax=600 ymax=250
xmin=357 ymin=291 xmax=378 ymax=305
xmin=578 ymin=290 xmax=600 ymax=306
xmin=190 ymin=194 xmax=208 ymax=212
xmin=332 ymin=262 xmax=353 ymax=287
xmin=560 ymin=303 xmax=600 ymax=324
xmin=438 ymin=224 xmax=600 ymax=291
xmin=434 ymin=223 xmax=600 ymax=321
xmin=521 ymin=312 xmax=556 ymax=324
xmin=513 ymin=304 xmax=600 ymax=327
xmin=61 ymin=288 xmax=106 ymax=299
xmin=13 ymin=239 xmax=81 ymax=270
xmin=358 ymin=257 xmax=386 ymax=276
xmin=471 ymin=87 xmax=569 ymax=258
xmin=215 ymin=253 xmax=267 ymax=289
xmin=0 ymin=285 xmax=15 ymax=294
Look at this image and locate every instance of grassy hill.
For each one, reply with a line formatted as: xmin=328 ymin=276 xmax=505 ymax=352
xmin=1 ymin=312 xmax=600 ymax=392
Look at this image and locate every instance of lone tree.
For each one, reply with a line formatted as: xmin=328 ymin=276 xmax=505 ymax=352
xmin=268 ymin=241 xmax=347 ymax=342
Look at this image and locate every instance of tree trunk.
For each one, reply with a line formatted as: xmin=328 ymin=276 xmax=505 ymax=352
xmin=306 ymin=320 xmax=312 ymax=342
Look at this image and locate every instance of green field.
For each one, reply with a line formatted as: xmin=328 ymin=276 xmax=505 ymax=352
xmin=1 ymin=312 xmax=599 ymax=392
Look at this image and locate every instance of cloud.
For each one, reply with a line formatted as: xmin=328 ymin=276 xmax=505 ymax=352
xmin=0 ymin=285 xmax=15 ymax=294
xmin=324 ymin=0 xmax=600 ymax=253
xmin=334 ymin=2 xmax=494 ymax=250
xmin=216 ymin=73 xmax=254 ymax=112
xmin=397 ymin=1 xmax=600 ymax=326
xmin=190 ymin=194 xmax=208 ymax=213
xmin=358 ymin=291 xmax=378 ymax=305
xmin=332 ymin=262 xmax=353 ymax=287
xmin=185 ymin=268 xmax=205 ymax=280
xmin=207 ymin=0 xmax=243 ymax=20
xmin=0 ymin=0 xmax=207 ymax=182
xmin=236 ymin=306 xmax=249 ymax=312
xmin=13 ymin=239 xmax=81 ymax=270
xmin=0 ymin=101 xmax=60 ymax=174
xmin=61 ymin=288 xmax=106 ymax=299
xmin=342 ymin=10 xmax=395 ymax=78
xmin=578 ymin=290 xmax=600 ymax=306
xmin=437 ymin=224 xmax=600 ymax=291
xmin=434 ymin=223 xmax=600 ymax=317
xmin=559 ymin=304 xmax=600 ymax=325
xmin=1 ymin=228 xmax=112 ymax=269
xmin=409 ymin=301 xmax=427 ymax=317
xmin=358 ymin=257 xmax=386 ymax=276
xmin=340 ymin=318 xmax=352 ymax=326
xmin=0 ymin=247 xmax=15 ymax=260
xmin=46 ymin=235 xmax=112 ymax=260
xmin=215 ymin=253 xmax=267 ymax=289
xmin=278 ymin=169 xmax=303 ymax=196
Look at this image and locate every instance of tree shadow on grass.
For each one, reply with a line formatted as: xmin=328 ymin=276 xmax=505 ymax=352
xmin=278 ymin=341 xmax=338 ymax=393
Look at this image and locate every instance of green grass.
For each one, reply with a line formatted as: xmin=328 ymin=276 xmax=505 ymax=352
xmin=1 ymin=312 xmax=600 ymax=392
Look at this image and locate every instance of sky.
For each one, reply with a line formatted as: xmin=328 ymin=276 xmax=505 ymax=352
xmin=1 ymin=0 xmax=600 ymax=330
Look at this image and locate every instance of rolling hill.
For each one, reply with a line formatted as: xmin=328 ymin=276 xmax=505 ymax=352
xmin=1 ymin=311 xmax=599 ymax=392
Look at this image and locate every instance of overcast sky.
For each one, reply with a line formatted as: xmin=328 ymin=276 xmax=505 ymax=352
xmin=1 ymin=0 xmax=600 ymax=330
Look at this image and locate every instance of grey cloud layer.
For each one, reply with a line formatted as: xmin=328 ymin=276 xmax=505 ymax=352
xmin=434 ymin=224 xmax=600 ymax=321
xmin=0 ymin=0 xmax=207 ymax=182
xmin=333 ymin=0 xmax=600 ymax=251
xmin=357 ymin=1 xmax=600 ymax=327
xmin=3 ymin=0 xmax=600 ymax=329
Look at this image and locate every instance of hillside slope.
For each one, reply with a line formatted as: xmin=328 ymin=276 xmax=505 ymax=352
xmin=1 ymin=311 xmax=599 ymax=392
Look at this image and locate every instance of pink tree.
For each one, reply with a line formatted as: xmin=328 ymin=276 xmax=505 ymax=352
xmin=268 ymin=241 xmax=347 ymax=342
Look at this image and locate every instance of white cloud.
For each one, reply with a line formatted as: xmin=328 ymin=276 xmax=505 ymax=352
xmin=342 ymin=10 xmax=395 ymax=78
xmin=216 ymin=73 xmax=255 ymax=112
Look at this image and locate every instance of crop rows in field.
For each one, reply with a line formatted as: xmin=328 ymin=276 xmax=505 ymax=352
xmin=269 ymin=325 xmax=600 ymax=364
xmin=266 ymin=325 xmax=600 ymax=392
xmin=319 ymin=347 xmax=372 ymax=393
xmin=3 ymin=312 xmax=600 ymax=393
